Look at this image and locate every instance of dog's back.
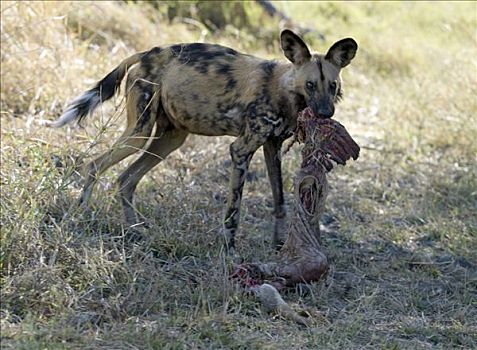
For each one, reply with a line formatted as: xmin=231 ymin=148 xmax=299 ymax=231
xmin=125 ymin=43 xmax=292 ymax=137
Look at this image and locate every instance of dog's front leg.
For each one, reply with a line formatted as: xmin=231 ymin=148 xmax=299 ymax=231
xmin=263 ymin=137 xmax=287 ymax=249
xmin=223 ymin=135 xmax=262 ymax=254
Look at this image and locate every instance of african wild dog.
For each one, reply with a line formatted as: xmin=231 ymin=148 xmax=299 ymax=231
xmin=51 ymin=30 xmax=357 ymax=252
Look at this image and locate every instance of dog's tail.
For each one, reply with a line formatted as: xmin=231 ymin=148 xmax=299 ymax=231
xmin=50 ymin=52 xmax=145 ymax=128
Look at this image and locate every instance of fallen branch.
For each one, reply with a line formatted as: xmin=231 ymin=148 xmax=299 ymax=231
xmin=255 ymin=0 xmax=326 ymax=40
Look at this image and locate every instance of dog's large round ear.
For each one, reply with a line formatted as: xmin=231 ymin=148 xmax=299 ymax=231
xmin=280 ymin=29 xmax=311 ymax=65
xmin=325 ymin=38 xmax=358 ymax=68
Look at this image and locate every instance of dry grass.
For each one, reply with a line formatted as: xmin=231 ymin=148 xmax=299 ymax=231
xmin=1 ymin=1 xmax=476 ymax=349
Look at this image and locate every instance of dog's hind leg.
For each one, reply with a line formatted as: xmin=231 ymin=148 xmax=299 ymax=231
xmin=78 ymin=87 xmax=158 ymax=208
xmin=117 ymin=122 xmax=188 ymax=226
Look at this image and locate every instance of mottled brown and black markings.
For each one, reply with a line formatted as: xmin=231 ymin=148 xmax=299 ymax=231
xmin=54 ymin=29 xmax=357 ymax=252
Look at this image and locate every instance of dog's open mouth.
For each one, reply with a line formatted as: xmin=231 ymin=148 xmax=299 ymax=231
xmin=300 ymin=106 xmax=334 ymax=120
xmin=299 ymin=107 xmax=316 ymax=119
xmin=301 ymin=106 xmax=332 ymax=120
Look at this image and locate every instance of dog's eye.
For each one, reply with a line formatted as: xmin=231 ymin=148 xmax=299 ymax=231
xmin=306 ymin=81 xmax=315 ymax=90
xmin=330 ymin=81 xmax=337 ymax=93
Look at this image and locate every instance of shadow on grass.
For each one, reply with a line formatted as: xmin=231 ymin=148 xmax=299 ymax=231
xmin=3 ymin=145 xmax=475 ymax=348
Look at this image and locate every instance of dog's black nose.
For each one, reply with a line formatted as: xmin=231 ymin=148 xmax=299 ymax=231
xmin=317 ymin=109 xmax=334 ymax=119
xmin=311 ymin=100 xmax=334 ymax=119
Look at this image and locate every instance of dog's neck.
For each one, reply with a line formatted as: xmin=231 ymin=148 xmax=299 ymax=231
xmin=273 ymin=63 xmax=306 ymax=126
xmin=278 ymin=65 xmax=296 ymax=93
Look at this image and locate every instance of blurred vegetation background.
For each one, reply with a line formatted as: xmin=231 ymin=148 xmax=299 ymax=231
xmin=1 ymin=1 xmax=476 ymax=349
